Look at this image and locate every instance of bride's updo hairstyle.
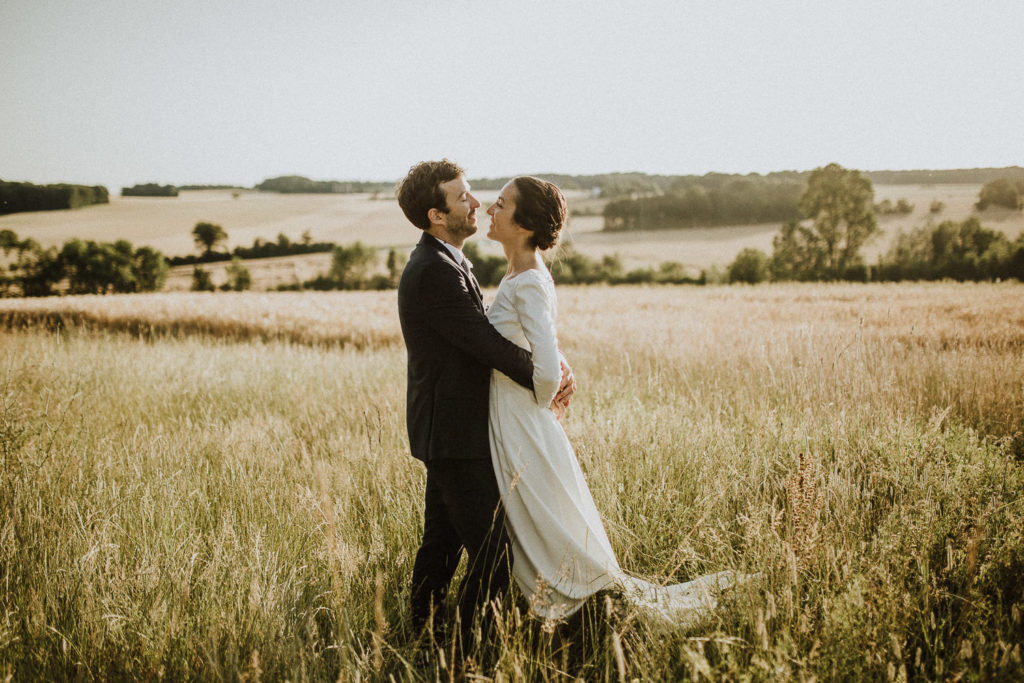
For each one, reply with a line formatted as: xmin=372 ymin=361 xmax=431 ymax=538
xmin=512 ymin=176 xmax=567 ymax=251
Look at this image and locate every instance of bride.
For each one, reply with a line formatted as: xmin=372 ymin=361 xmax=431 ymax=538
xmin=484 ymin=176 xmax=748 ymax=626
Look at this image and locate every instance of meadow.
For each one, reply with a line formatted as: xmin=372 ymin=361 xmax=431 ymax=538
xmin=1 ymin=282 xmax=1022 ymax=680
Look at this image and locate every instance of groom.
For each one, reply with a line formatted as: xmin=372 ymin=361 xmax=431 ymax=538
xmin=396 ymin=159 xmax=572 ymax=645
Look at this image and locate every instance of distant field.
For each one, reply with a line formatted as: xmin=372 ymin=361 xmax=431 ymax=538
xmin=164 ymin=252 xmax=334 ymax=291
xmin=0 ymin=190 xmax=412 ymax=256
xmin=4 ymin=184 xmax=1023 ymax=288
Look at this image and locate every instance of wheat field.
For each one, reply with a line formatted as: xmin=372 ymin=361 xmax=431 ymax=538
xmin=2 ymin=283 xmax=1023 ymax=680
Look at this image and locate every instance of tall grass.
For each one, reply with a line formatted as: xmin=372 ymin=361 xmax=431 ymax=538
xmin=2 ymin=282 xmax=1022 ymax=680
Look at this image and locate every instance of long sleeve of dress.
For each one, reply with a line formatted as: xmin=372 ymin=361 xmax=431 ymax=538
xmin=513 ymin=273 xmax=561 ymax=407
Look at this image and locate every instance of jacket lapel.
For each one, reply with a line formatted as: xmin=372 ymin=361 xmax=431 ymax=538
xmin=463 ymin=262 xmax=483 ymax=304
xmin=420 ymin=233 xmax=484 ymax=310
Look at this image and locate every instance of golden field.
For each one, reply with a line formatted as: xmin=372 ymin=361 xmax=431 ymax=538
xmin=4 ymin=184 xmax=1022 ymax=289
xmin=2 ymin=282 xmax=1023 ymax=680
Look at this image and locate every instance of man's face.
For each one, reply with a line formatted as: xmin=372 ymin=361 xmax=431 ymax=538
xmin=438 ymin=175 xmax=481 ymax=241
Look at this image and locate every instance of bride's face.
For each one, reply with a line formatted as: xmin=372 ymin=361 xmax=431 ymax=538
xmin=486 ymin=182 xmax=525 ymax=246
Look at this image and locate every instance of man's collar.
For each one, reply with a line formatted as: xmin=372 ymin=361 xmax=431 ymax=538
xmin=429 ymin=234 xmax=471 ymax=268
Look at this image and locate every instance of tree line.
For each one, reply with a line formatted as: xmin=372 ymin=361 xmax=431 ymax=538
xmin=254 ymin=176 xmax=395 ymax=194
xmin=976 ymin=177 xmax=1024 ymax=210
xmin=603 ymin=175 xmax=804 ymax=230
xmin=4 ymin=166 xmax=1022 ymax=297
xmin=471 ymin=167 xmax=1024 ymax=200
xmin=725 ymin=164 xmax=1024 ymax=284
xmin=170 ymin=227 xmax=336 ymax=266
xmin=120 ymin=176 xmax=398 ymax=197
xmin=122 ymin=183 xmax=179 ymax=197
xmin=599 ymin=169 xmax=1024 ymax=231
xmin=0 ymin=230 xmax=167 ymax=296
xmin=0 ymin=180 xmax=109 ymax=215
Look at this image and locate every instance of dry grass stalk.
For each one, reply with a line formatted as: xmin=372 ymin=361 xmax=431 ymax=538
xmin=372 ymin=573 xmax=386 ymax=672
xmin=786 ymin=452 xmax=821 ymax=569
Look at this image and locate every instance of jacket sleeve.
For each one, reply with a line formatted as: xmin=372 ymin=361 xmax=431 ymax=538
xmin=419 ymin=259 xmax=534 ymax=390
xmin=513 ymin=274 xmax=561 ymax=407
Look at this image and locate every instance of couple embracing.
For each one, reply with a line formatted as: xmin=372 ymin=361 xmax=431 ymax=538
xmin=396 ymin=160 xmax=745 ymax=650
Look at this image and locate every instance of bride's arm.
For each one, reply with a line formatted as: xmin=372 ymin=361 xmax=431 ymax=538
xmin=514 ymin=275 xmax=561 ymax=407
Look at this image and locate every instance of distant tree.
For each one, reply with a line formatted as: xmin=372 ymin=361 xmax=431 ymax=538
xmin=0 ymin=229 xmax=18 ymax=250
xmin=0 ymin=180 xmax=109 ymax=215
xmin=599 ymin=254 xmax=624 ymax=281
xmin=0 ymin=230 xmax=166 ymax=296
xmin=700 ymin=264 xmax=728 ymax=285
xmin=17 ymin=244 xmax=63 ymax=296
xmin=256 ymin=175 xmax=394 ymax=194
xmin=60 ymin=239 xmax=138 ymax=294
xmin=548 ymin=243 xmax=604 ymax=284
xmin=191 ymin=266 xmax=215 ymax=291
xmin=461 ymin=242 xmax=504 ymax=286
xmin=929 ymin=199 xmax=945 ymax=214
xmin=877 ymin=217 xmax=1013 ymax=281
xmin=385 ymin=247 xmax=407 ymax=285
xmin=59 ymin=239 xmax=100 ymax=294
xmin=224 ymin=256 xmax=252 ymax=291
xmin=329 ymin=242 xmax=377 ymax=288
xmin=654 ymin=260 xmax=695 ymax=283
xmin=602 ymin=175 xmax=803 ymax=231
xmin=728 ymin=248 xmax=769 ymax=283
xmin=876 ymin=198 xmax=914 ymax=215
xmin=1010 ymin=234 xmax=1024 ymax=281
xmin=386 ymin=248 xmax=398 ymax=279
xmin=770 ymin=220 xmax=824 ymax=281
xmin=192 ymin=222 xmax=228 ymax=256
xmin=770 ymin=163 xmax=878 ymax=280
xmin=121 ymin=183 xmax=178 ymax=197
xmin=0 ymin=231 xmax=62 ymax=296
xmin=976 ymin=178 xmax=1024 ymax=210
xmin=133 ymin=246 xmax=168 ymax=291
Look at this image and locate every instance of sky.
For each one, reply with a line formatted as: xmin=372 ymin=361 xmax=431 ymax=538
xmin=2 ymin=0 xmax=1022 ymax=192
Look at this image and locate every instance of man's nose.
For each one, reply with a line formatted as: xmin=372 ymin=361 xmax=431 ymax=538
xmin=469 ymin=194 xmax=481 ymax=209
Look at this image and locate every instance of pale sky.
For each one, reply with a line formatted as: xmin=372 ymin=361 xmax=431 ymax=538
xmin=2 ymin=0 xmax=1022 ymax=192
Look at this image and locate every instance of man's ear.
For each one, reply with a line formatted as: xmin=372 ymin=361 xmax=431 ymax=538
xmin=428 ymin=208 xmax=445 ymax=226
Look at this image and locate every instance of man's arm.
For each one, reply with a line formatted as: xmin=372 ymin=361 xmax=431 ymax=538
xmin=419 ymin=260 xmax=534 ymax=390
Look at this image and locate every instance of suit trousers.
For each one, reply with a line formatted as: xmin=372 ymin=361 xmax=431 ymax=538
xmin=410 ymin=458 xmax=512 ymax=643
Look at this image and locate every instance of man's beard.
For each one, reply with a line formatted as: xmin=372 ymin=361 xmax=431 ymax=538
xmin=445 ymin=212 xmax=477 ymax=241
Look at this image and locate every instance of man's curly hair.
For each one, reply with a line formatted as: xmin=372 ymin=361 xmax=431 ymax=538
xmin=396 ymin=159 xmax=465 ymax=231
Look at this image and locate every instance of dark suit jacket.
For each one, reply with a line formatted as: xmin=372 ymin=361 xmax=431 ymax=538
xmin=398 ymin=232 xmax=534 ymax=462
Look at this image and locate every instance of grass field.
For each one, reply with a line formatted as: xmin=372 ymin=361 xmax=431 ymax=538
xmin=2 ymin=282 xmax=1022 ymax=680
xmin=5 ymin=185 xmax=1023 ymax=290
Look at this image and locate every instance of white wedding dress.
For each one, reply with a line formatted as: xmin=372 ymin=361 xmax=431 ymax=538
xmin=487 ymin=268 xmax=747 ymax=625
